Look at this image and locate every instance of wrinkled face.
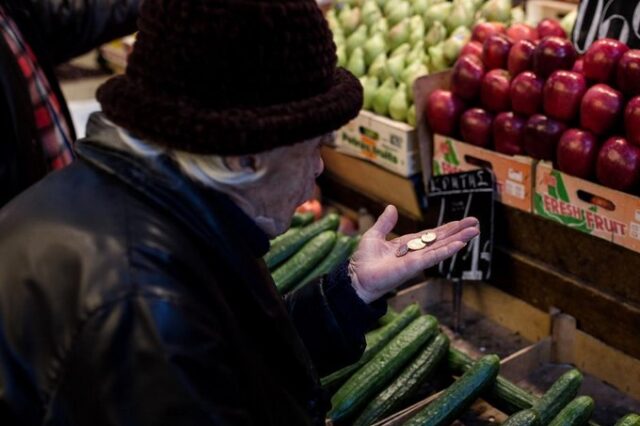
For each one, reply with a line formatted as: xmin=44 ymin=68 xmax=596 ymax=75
xmin=253 ymin=134 xmax=330 ymax=236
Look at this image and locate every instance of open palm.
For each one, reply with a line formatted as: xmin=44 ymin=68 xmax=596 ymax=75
xmin=349 ymin=205 xmax=480 ymax=303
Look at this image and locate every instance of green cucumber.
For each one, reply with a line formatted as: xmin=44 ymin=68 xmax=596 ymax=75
xmin=328 ymin=315 xmax=439 ymax=422
xmin=533 ymin=369 xmax=583 ymax=426
xmin=295 ymin=234 xmax=353 ymax=289
xmin=354 ymin=333 xmax=450 ymax=426
xmin=321 ymin=304 xmax=421 ymax=389
xmin=378 ymin=308 xmax=400 ymax=326
xmin=616 ymin=414 xmax=640 ymax=426
xmin=273 ymin=231 xmax=336 ymax=293
xmin=449 ymin=347 xmax=536 ymax=414
xmin=503 ymin=409 xmax=540 ymax=426
xmin=291 ymin=212 xmax=315 ymax=227
xmin=405 ymin=354 xmax=501 ymax=426
xmin=264 ymin=213 xmax=339 ymax=269
xmin=548 ymin=396 xmax=594 ymax=426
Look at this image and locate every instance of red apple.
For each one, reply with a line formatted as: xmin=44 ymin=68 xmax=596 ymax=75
xmin=580 ymin=84 xmax=623 ymax=135
xmin=523 ymin=114 xmax=567 ymax=161
xmin=451 ymin=55 xmax=485 ymax=101
xmin=537 ymin=19 xmax=566 ymax=38
xmin=508 ymin=40 xmax=536 ymax=75
xmin=572 ymin=58 xmax=584 ymax=73
xmin=481 ymin=69 xmax=511 ymax=113
xmin=472 ymin=22 xmax=506 ymax=43
xmin=461 ymin=108 xmax=494 ymax=148
xmin=616 ymin=49 xmax=640 ymax=97
xmin=583 ymin=38 xmax=629 ymax=83
xmin=459 ymin=41 xmax=484 ymax=60
xmin=493 ymin=112 xmax=526 ymax=155
xmin=533 ymin=36 xmax=577 ymax=78
xmin=624 ymin=96 xmax=640 ymax=147
xmin=510 ymin=71 xmax=543 ymax=116
xmin=482 ymin=34 xmax=512 ymax=70
xmin=543 ymin=70 xmax=587 ymax=121
xmin=426 ymin=90 xmax=466 ymax=136
xmin=506 ymin=23 xmax=539 ymax=42
xmin=596 ymin=136 xmax=640 ymax=191
xmin=557 ymin=129 xmax=599 ymax=178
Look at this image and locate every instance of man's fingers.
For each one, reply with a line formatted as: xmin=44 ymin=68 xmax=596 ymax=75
xmin=365 ymin=205 xmax=398 ymax=239
xmin=400 ymin=226 xmax=479 ymax=270
xmin=393 ymin=217 xmax=479 ymax=246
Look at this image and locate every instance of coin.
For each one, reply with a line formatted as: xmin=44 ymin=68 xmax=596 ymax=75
xmin=396 ymin=244 xmax=409 ymax=257
xmin=421 ymin=232 xmax=437 ymax=244
xmin=407 ymin=238 xmax=426 ymax=251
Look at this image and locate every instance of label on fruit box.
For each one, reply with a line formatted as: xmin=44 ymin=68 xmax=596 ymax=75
xmin=573 ymin=0 xmax=640 ymax=52
xmin=534 ymin=162 xmax=640 ymax=253
xmin=432 ymin=135 xmax=534 ymax=212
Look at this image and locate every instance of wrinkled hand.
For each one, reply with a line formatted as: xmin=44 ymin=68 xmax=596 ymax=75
xmin=349 ymin=205 xmax=480 ymax=304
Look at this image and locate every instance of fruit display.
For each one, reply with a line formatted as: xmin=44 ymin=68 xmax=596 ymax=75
xmin=326 ymin=0 xmax=521 ymax=126
xmin=426 ymin=17 xmax=640 ymax=195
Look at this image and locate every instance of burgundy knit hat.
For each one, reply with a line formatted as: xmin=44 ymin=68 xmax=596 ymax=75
xmin=96 ymin=0 xmax=363 ymax=155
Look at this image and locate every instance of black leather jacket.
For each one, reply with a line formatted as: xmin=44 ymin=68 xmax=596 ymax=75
xmin=0 ymin=0 xmax=140 ymax=207
xmin=0 ymin=113 xmax=384 ymax=425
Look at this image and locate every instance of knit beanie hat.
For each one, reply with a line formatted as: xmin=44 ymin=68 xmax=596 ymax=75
xmin=96 ymin=0 xmax=363 ymax=155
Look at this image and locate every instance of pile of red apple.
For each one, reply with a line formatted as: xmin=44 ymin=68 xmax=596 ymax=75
xmin=425 ymin=18 xmax=640 ymax=194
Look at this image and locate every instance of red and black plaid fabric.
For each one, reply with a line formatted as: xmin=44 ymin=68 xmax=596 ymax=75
xmin=0 ymin=5 xmax=74 ymax=170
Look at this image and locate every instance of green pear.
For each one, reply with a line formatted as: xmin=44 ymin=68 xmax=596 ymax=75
xmin=424 ymin=21 xmax=447 ymax=47
xmin=402 ymin=62 xmax=428 ymax=101
xmin=424 ymin=2 xmax=453 ymax=27
xmin=561 ymin=9 xmax=577 ymax=36
xmin=428 ymin=43 xmax=448 ymax=72
xmin=391 ymin=42 xmax=411 ymax=58
xmin=373 ymin=77 xmax=396 ymax=116
xmin=387 ymin=1 xmax=411 ymax=26
xmin=387 ymin=19 xmax=410 ymax=51
xmin=364 ymin=32 xmax=387 ymax=66
xmin=347 ymin=47 xmax=366 ymax=77
xmin=386 ymin=53 xmax=406 ymax=81
xmin=407 ymin=104 xmax=417 ymax=127
xmin=362 ymin=76 xmax=380 ymax=110
xmin=479 ymin=0 xmax=511 ymax=23
xmin=337 ymin=44 xmax=347 ymax=68
xmin=409 ymin=16 xmax=425 ymax=44
xmin=362 ymin=0 xmax=383 ymax=27
xmin=411 ymin=0 xmax=430 ymax=16
xmin=368 ymin=53 xmax=390 ymax=80
xmin=406 ymin=41 xmax=425 ymax=64
xmin=443 ymin=26 xmax=470 ymax=64
xmin=384 ymin=0 xmax=402 ymax=16
xmin=346 ymin=25 xmax=368 ymax=55
xmin=389 ymin=83 xmax=409 ymax=121
xmin=340 ymin=7 xmax=362 ymax=35
xmin=368 ymin=17 xmax=389 ymax=36
xmin=445 ymin=3 xmax=474 ymax=33
xmin=332 ymin=29 xmax=345 ymax=48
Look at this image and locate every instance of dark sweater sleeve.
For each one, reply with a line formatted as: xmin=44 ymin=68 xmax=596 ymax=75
xmin=285 ymin=261 xmax=387 ymax=376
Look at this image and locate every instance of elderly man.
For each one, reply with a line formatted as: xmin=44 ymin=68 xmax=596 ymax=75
xmin=0 ymin=0 xmax=479 ymax=424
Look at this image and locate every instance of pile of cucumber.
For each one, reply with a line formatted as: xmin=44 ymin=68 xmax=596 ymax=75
xmin=323 ymin=305 xmax=640 ymax=426
xmin=264 ymin=212 xmax=359 ymax=294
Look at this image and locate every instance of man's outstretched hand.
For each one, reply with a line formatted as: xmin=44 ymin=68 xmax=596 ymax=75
xmin=349 ymin=205 xmax=480 ymax=304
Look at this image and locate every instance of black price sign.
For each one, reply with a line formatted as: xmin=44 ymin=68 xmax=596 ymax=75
xmin=573 ymin=0 xmax=640 ymax=52
xmin=425 ymin=169 xmax=495 ymax=281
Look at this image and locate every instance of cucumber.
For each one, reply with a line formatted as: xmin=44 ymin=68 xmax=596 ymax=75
xmin=295 ymin=234 xmax=353 ymax=289
xmin=404 ymin=354 xmax=501 ymax=426
xmin=378 ymin=308 xmax=399 ymax=326
xmin=273 ymin=231 xmax=336 ymax=293
xmin=264 ymin=213 xmax=339 ymax=269
xmin=291 ymin=212 xmax=315 ymax=227
xmin=321 ymin=304 xmax=421 ymax=389
xmin=616 ymin=414 xmax=640 ymax=426
xmin=503 ymin=410 xmax=540 ymax=426
xmin=532 ymin=369 xmax=583 ymax=426
xmin=353 ymin=333 xmax=450 ymax=426
xmin=548 ymin=396 xmax=594 ymax=426
xmin=449 ymin=347 xmax=536 ymax=414
xmin=328 ymin=315 xmax=439 ymax=422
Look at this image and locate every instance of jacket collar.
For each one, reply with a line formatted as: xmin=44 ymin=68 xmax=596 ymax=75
xmin=75 ymin=112 xmax=270 ymax=257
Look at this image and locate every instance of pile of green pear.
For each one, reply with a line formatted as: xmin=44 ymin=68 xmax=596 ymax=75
xmin=327 ymin=0 xmax=520 ymax=126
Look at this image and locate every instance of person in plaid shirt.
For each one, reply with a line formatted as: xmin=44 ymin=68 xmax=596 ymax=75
xmin=0 ymin=0 xmax=141 ymax=207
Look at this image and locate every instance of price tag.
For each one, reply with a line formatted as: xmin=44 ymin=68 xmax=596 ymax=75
xmin=425 ymin=169 xmax=495 ymax=281
xmin=573 ymin=0 xmax=640 ymax=52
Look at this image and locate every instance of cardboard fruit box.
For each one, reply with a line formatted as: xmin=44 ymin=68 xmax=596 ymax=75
xmin=534 ymin=161 xmax=640 ymax=254
xmin=336 ymin=110 xmax=420 ymax=178
xmin=414 ymin=71 xmax=536 ymax=213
